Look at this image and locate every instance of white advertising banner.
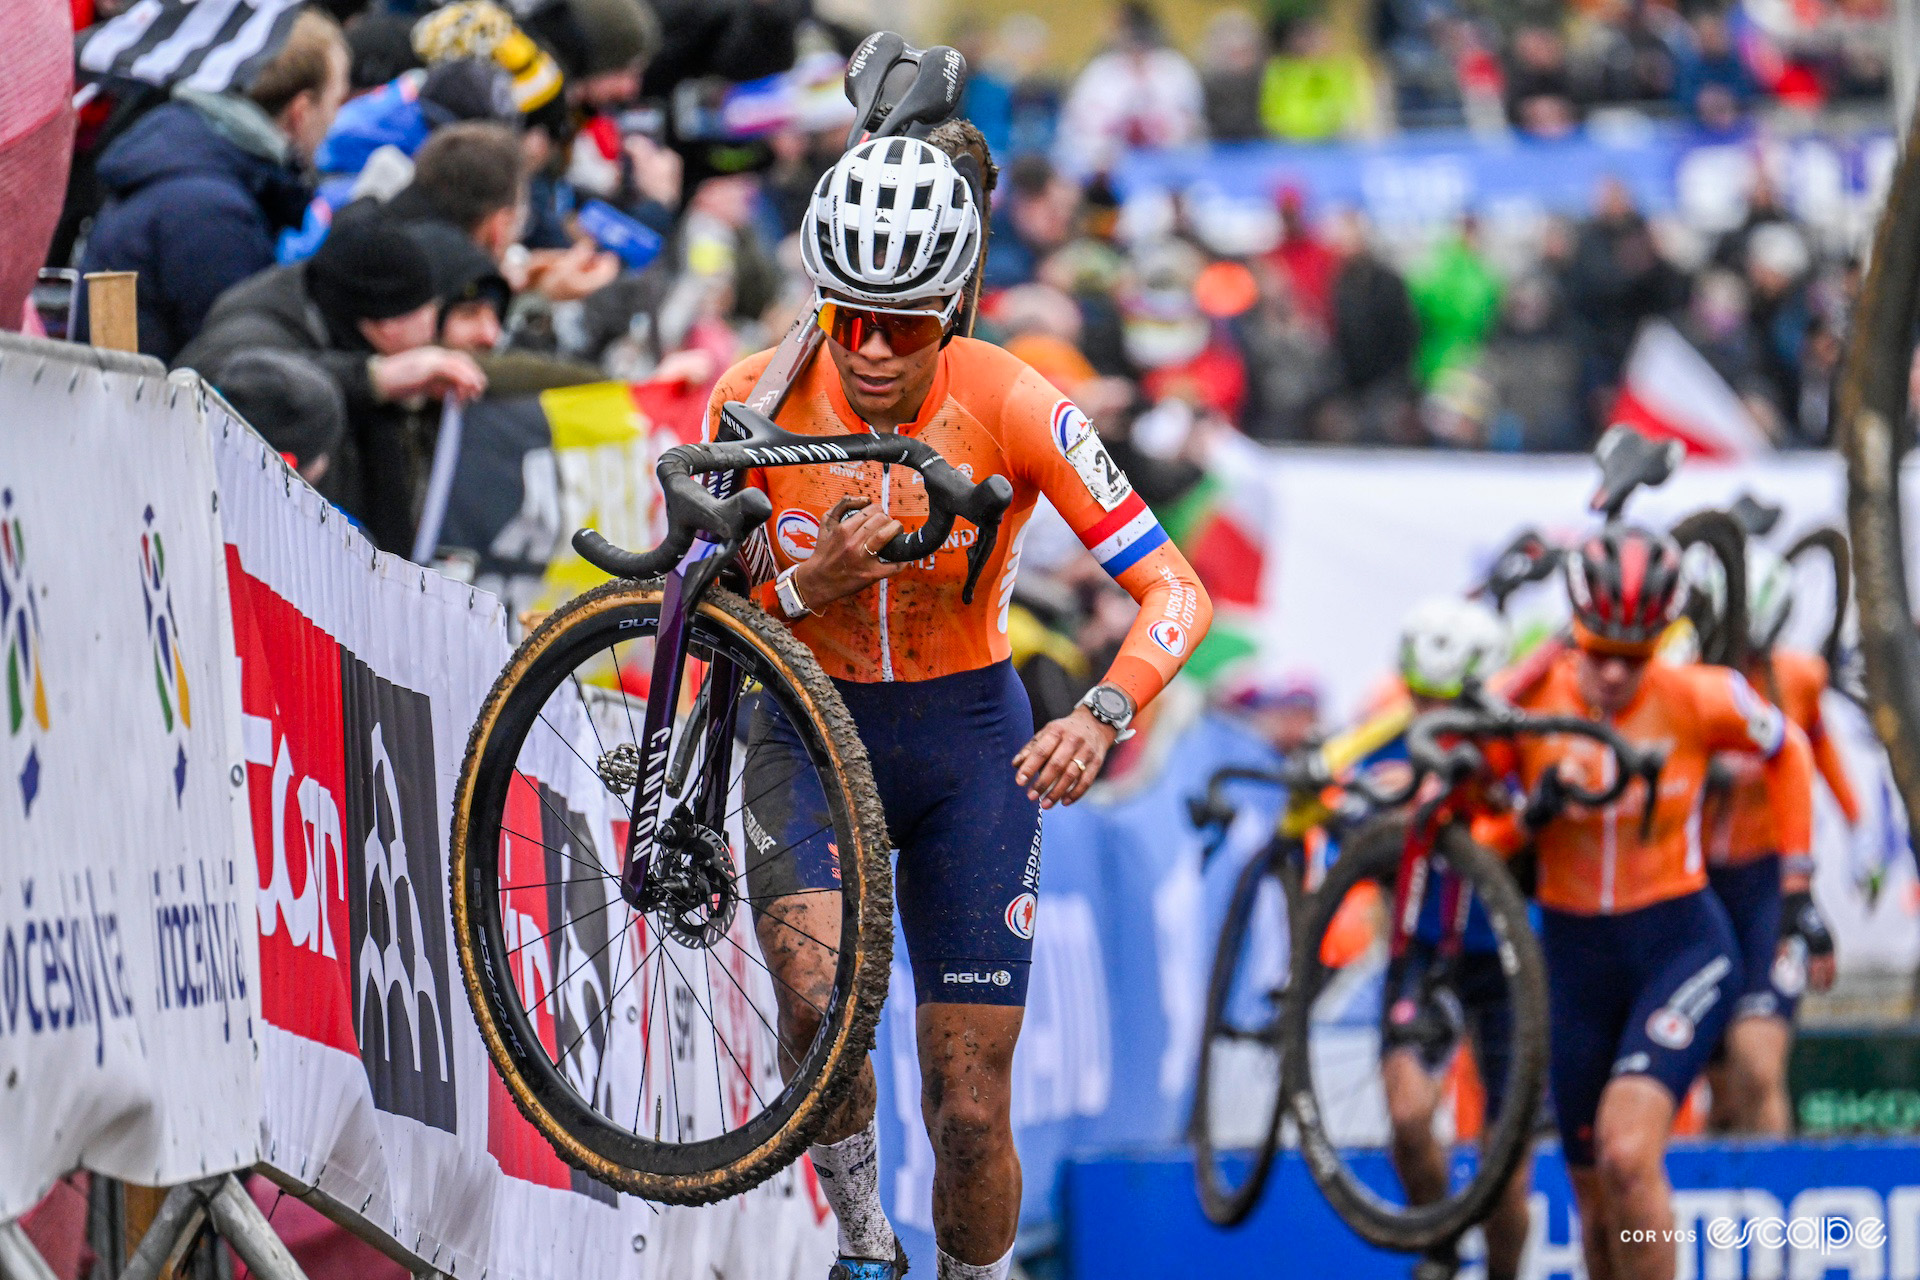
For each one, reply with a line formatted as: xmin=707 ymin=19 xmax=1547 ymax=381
xmin=0 ymin=342 xmax=259 ymax=1220
xmin=212 ymin=401 xmax=835 ymax=1280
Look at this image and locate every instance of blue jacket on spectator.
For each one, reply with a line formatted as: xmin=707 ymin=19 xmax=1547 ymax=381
xmin=79 ymin=96 xmax=310 ymax=361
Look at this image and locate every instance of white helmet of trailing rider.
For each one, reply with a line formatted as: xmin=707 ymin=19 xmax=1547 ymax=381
xmin=1747 ymin=543 xmax=1794 ymax=651
xmin=800 ymin=136 xmax=981 ymax=307
xmin=1398 ymin=597 xmax=1510 ymax=700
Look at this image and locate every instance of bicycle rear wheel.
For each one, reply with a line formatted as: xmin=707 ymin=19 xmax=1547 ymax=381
xmin=1280 ymin=818 xmax=1546 ymax=1252
xmin=1190 ymin=838 xmax=1302 ymax=1227
xmin=450 ymin=579 xmax=892 ymax=1202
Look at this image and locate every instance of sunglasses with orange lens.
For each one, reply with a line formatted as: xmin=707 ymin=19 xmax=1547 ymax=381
xmin=817 ymin=298 xmax=956 ymax=356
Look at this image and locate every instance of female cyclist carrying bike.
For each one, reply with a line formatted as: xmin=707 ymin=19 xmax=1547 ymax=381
xmin=1479 ymin=526 xmax=1814 ymax=1280
xmin=707 ymin=136 xmax=1211 ymax=1280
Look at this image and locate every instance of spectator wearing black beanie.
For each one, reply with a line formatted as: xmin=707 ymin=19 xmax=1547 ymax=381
xmin=307 ymin=208 xmax=442 ymax=351
xmin=177 ymin=212 xmax=486 ymax=552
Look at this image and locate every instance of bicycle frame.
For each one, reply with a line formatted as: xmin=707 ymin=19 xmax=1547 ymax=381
xmin=585 ymin=404 xmax=1014 ymax=906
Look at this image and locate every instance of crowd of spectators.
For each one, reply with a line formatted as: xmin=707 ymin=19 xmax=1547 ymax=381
xmin=40 ymin=0 xmax=1877 ymax=720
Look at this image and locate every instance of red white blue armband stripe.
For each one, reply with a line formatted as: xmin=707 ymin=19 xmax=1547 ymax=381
xmin=1079 ymin=491 xmax=1169 ymax=578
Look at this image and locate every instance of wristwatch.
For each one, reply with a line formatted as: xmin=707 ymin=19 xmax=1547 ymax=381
xmin=1078 ymin=683 xmax=1136 ymax=741
xmin=773 ymin=564 xmax=813 ymax=620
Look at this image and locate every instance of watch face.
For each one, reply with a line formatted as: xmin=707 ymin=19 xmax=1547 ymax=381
xmin=1091 ymin=686 xmax=1129 ymax=722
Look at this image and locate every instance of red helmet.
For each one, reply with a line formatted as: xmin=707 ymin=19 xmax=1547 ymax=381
xmin=1565 ymin=525 xmax=1686 ymax=654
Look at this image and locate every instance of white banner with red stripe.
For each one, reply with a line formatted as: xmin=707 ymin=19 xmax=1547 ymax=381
xmin=0 ymin=344 xmax=259 ymax=1221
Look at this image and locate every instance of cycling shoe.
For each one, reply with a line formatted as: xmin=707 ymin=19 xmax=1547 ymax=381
xmin=828 ymin=1242 xmax=909 ymax=1280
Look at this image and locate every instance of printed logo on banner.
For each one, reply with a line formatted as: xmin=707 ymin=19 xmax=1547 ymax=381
xmin=1 ymin=487 xmax=49 ymax=815
xmin=231 ymin=553 xmax=356 ymax=1051
xmin=140 ymin=506 xmax=193 ymax=803
xmin=341 ymin=653 xmax=459 ymax=1133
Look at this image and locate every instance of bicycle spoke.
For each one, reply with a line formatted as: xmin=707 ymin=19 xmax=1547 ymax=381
xmin=720 ymin=930 xmax=829 ymax=1022
xmin=707 ymin=933 xmax=809 ymax=1076
xmin=543 ymin=903 xmax=630 ymax=1023
xmin=660 ymin=943 xmax=771 ymax=1133
xmin=587 ymin=901 xmax=636 ymax=1110
xmin=570 ymin=670 xmax=612 ymax=768
xmin=509 ymin=895 xmax=613 ymax=962
xmin=733 ymin=819 xmax=835 ymax=887
xmin=515 ymin=770 xmax=616 ymax=878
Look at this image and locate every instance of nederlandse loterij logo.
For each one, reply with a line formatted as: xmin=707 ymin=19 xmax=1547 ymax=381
xmin=2 ymin=487 xmax=48 ymax=814
xmin=140 ymin=505 xmax=192 ymax=802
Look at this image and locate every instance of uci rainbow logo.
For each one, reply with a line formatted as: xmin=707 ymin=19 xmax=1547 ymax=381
xmin=2 ymin=487 xmax=48 ymax=814
xmin=141 ymin=505 xmax=192 ymax=802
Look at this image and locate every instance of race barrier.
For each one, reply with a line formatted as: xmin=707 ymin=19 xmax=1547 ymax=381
xmin=0 ymin=338 xmax=258 ymax=1217
xmin=2 ymin=332 xmax=1915 ymax=1276
xmin=1062 ymin=1138 xmax=1920 ymax=1279
xmin=0 ymin=334 xmax=837 ymax=1280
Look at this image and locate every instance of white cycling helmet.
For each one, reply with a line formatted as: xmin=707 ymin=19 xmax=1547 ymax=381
xmin=1747 ymin=543 xmax=1794 ymax=651
xmin=1398 ymin=597 xmax=1510 ymax=700
xmin=800 ymin=136 xmax=981 ymax=306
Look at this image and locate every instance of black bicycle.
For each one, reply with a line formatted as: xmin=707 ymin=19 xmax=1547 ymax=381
xmin=449 ymin=399 xmax=1012 ymax=1202
xmin=1189 ymin=698 xmax=1660 ymax=1251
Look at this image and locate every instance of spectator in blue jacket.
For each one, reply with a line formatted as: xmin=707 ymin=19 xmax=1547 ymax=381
xmin=77 ymin=10 xmax=350 ymax=360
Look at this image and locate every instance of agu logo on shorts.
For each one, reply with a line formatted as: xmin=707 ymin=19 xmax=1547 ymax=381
xmin=1005 ymin=891 xmax=1037 ymax=940
xmin=776 ymin=509 xmax=820 ymax=561
xmin=1645 ymin=1007 xmax=1694 ymax=1050
xmin=1150 ymin=620 xmax=1187 ymax=656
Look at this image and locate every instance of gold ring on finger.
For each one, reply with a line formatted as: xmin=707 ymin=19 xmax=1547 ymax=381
xmin=1070 ymin=759 xmax=1087 ymax=772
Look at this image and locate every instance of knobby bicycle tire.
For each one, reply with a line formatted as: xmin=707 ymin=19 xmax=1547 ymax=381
xmin=1280 ymin=819 xmax=1547 ymax=1252
xmin=449 ymin=579 xmax=893 ymax=1202
xmin=1190 ymin=839 xmax=1302 ymax=1227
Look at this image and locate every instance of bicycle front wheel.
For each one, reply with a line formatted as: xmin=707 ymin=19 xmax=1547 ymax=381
xmin=1190 ymin=838 xmax=1302 ymax=1227
xmin=1281 ymin=818 xmax=1547 ymax=1252
xmin=450 ymin=579 xmax=892 ymax=1203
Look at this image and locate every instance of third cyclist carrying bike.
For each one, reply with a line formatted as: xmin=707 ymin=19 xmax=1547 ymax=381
xmin=1477 ymin=526 xmax=1814 ymax=1280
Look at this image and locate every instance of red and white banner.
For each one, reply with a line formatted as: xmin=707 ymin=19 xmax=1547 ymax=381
xmin=0 ymin=340 xmax=259 ymax=1221
xmin=211 ymin=399 xmax=836 ymax=1280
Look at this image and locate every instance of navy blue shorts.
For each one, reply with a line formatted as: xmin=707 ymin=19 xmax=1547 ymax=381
xmin=1381 ymin=941 xmax=1516 ymax=1117
xmin=742 ymin=660 xmax=1042 ymax=1006
xmin=1541 ymin=891 xmax=1740 ymax=1166
xmin=1707 ymin=855 xmax=1801 ymax=1023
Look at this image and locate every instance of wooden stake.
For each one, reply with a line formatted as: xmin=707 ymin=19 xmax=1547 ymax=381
xmin=84 ymin=271 xmax=139 ymax=352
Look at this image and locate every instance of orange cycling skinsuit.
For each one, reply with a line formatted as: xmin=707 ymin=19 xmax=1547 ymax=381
xmin=710 ymin=335 xmax=1212 ymax=1003
xmin=1481 ymin=642 xmax=1814 ymax=1164
xmin=1706 ymin=648 xmax=1857 ymax=1021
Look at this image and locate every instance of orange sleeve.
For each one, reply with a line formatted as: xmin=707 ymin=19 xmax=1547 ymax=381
xmin=1799 ymin=656 xmax=1862 ymax=825
xmin=1698 ymin=668 xmax=1814 ymax=880
xmin=1000 ymin=373 xmax=1212 ymax=712
xmin=1472 ymin=811 xmax=1527 ymax=857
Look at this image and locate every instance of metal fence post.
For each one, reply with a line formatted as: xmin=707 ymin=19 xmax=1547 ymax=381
xmin=0 ymin=1223 xmax=62 ymax=1280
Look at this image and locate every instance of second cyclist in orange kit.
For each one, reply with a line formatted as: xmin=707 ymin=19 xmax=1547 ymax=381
xmin=1479 ymin=526 xmax=1814 ymax=1280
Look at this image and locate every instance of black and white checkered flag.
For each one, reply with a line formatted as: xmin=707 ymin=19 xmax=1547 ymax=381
xmin=78 ymin=0 xmax=307 ymax=94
